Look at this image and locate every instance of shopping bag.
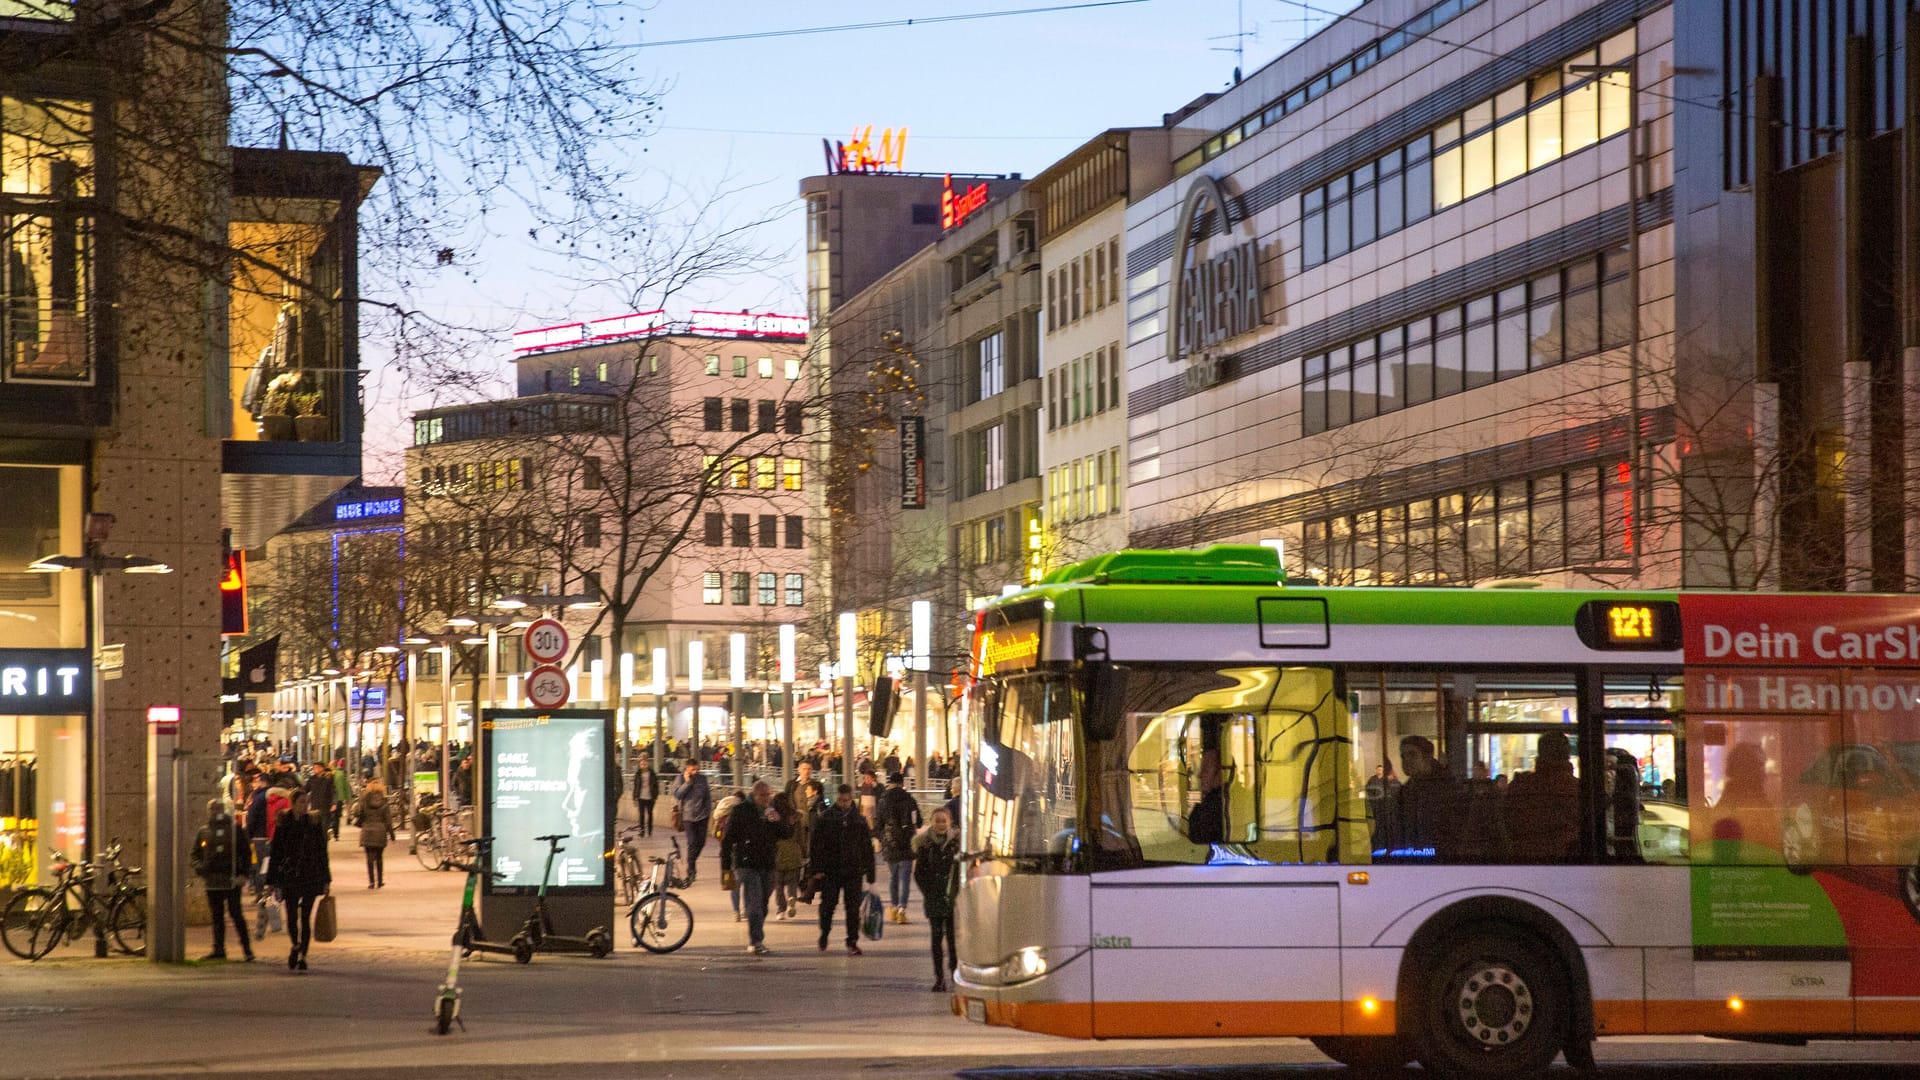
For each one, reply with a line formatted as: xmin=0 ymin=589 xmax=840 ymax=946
xmin=862 ymin=889 xmax=885 ymax=940
xmin=313 ymin=892 xmax=338 ymax=942
xmin=253 ymin=896 xmax=282 ymax=938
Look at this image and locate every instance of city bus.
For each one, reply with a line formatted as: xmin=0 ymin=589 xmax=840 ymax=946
xmin=950 ymin=544 xmax=1920 ymax=1078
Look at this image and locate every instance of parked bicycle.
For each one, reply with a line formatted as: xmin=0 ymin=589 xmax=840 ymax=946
xmin=414 ymin=805 xmax=475 ymax=872
xmin=625 ymin=834 xmax=692 ymax=954
xmin=1 ymin=842 xmax=147 ymax=960
xmin=610 ymin=825 xmax=645 ymax=905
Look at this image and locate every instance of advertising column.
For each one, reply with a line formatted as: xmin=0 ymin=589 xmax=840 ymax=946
xmin=477 ymin=708 xmax=613 ymax=943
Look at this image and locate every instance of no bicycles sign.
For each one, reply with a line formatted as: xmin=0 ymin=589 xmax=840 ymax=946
xmin=525 ymin=664 xmax=570 ymax=709
xmin=524 ymin=618 xmax=569 ymax=665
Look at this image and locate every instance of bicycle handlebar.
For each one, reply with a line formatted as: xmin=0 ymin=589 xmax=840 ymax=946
xmin=460 ymin=835 xmax=496 ymax=848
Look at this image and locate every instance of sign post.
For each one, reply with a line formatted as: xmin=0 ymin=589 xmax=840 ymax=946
xmin=477 ymin=708 xmax=614 ymax=945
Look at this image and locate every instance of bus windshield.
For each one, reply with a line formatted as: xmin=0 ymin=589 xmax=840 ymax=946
xmin=967 ymin=673 xmax=1078 ymax=868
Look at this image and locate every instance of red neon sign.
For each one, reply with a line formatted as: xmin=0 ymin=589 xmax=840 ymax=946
xmin=941 ymin=174 xmax=989 ymax=230
xmin=687 ymin=311 xmax=809 ymax=339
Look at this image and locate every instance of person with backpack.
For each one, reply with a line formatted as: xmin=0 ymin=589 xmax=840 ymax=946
xmin=876 ymin=772 xmax=921 ymax=924
xmin=191 ymin=798 xmax=255 ymax=962
xmin=913 ymin=806 xmax=962 ymax=992
xmin=808 ymin=784 xmax=875 ymax=956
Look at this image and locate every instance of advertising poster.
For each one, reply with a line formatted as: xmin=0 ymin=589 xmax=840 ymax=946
xmin=480 ymin=709 xmax=612 ymax=893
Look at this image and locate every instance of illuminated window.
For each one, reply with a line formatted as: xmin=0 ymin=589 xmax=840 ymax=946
xmin=784 ymin=358 xmax=801 ymax=381
xmin=783 ymin=572 xmax=805 ymax=606
xmin=782 ymin=458 xmax=803 ymax=490
xmin=729 ymin=458 xmax=749 ymax=488
xmin=756 ymin=456 xmax=775 ymax=489
xmin=704 ymin=355 xmax=720 ymax=375
xmin=757 ymin=572 xmax=777 ymax=605
xmin=702 ymin=572 xmax=723 ymax=604
xmin=596 ymin=361 xmax=608 ymax=383
xmin=732 ymin=355 xmax=748 ymax=377
xmin=758 ymin=356 xmax=773 ymax=378
xmin=569 ymin=366 xmax=581 ymax=387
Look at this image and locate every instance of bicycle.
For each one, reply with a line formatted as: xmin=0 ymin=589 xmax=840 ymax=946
xmin=625 ymin=834 xmax=693 ymax=954
xmin=1 ymin=843 xmax=147 ymax=960
xmin=611 ymin=825 xmax=645 ymax=905
xmin=414 ymin=805 xmax=474 ymax=871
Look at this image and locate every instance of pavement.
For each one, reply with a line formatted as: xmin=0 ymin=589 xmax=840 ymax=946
xmin=1 ymin=812 xmax=1919 ymax=1079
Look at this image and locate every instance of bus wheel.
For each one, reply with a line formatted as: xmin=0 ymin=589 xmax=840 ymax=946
xmin=1900 ymin=858 xmax=1920 ymax=923
xmin=1412 ymin=928 xmax=1566 ymax=1080
xmin=1307 ymin=1035 xmax=1407 ymax=1073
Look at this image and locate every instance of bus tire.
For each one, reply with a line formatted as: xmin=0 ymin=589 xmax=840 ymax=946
xmin=1900 ymin=858 xmax=1920 ymax=924
xmin=1307 ymin=1035 xmax=1407 ymax=1073
xmin=1409 ymin=927 xmax=1566 ymax=1080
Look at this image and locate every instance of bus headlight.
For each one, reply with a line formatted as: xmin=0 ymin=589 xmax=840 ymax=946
xmin=1004 ymin=946 xmax=1050 ymax=984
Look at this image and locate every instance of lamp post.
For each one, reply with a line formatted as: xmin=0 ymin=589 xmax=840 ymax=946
xmin=687 ymin=639 xmax=704 ymax=767
xmin=778 ymin=623 xmax=796 ymax=787
xmin=27 ymin=536 xmax=172 ymax=960
xmin=911 ymin=600 xmax=930 ymax=784
xmin=729 ymin=632 xmax=746 ymax=788
xmin=838 ymin=611 xmax=856 ymax=783
xmin=651 ymin=646 xmax=668 ymax=772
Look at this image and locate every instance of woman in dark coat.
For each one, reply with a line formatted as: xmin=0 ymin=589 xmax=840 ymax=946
xmin=265 ymin=792 xmax=332 ymax=971
xmin=355 ymin=779 xmax=393 ymax=888
xmin=912 ymin=807 xmax=962 ymax=992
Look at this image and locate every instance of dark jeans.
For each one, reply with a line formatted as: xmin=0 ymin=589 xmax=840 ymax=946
xmin=284 ymin=893 xmax=318 ymax=956
xmin=928 ymin=911 xmax=956 ymax=978
xmin=738 ymin=866 xmax=774 ymax=945
xmin=816 ymin=875 xmax=865 ymax=947
xmin=363 ymin=845 xmax=385 ymax=886
xmin=635 ymin=797 xmax=655 ymax=835
xmin=207 ymin=886 xmax=251 ymax=957
xmin=684 ymin=817 xmax=708 ymax=873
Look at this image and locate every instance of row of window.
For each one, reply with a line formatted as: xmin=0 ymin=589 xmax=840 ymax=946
xmin=1298 ymin=460 xmax=1633 ymax=586
xmin=415 ymin=517 xmax=539 ymax=555
xmin=703 ymin=354 xmax=804 ymax=381
xmin=701 ymin=397 xmax=804 ymax=435
xmin=701 ymin=570 xmax=806 ymax=607
xmin=702 ymin=511 xmax=806 ymax=549
xmin=417 ymin=456 xmax=534 ymax=496
xmin=1044 ymin=239 xmax=1122 ymax=333
xmin=1302 ymin=30 xmax=1634 ymax=269
xmin=1046 ymin=342 xmax=1122 ymax=430
xmin=1173 ymin=0 xmax=1486 ymax=176
xmin=413 ymin=401 xmax=616 ymax=446
xmin=701 ymin=454 xmax=804 ymax=491
xmin=959 ymin=411 xmax=1041 ymax=499
xmin=1046 ymin=447 xmax=1123 ymax=525
xmin=1301 ymin=247 xmax=1632 ymax=436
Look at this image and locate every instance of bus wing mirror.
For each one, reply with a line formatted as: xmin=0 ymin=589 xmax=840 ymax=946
xmin=1072 ymin=626 xmax=1122 ymax=742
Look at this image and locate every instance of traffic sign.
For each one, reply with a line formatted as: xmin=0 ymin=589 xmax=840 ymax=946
xmin=525 ymin=664 xmax=571 ymax=709
xmin=524 ymin=618 xmax=569 ymax=664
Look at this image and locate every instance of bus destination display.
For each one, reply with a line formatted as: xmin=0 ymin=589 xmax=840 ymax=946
xmin=1575 ymin=599 xmax=1681 ymax=651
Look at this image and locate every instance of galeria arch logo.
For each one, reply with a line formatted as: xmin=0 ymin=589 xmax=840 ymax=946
xmin=1167 ymin=174 xmax=1263 ymax=390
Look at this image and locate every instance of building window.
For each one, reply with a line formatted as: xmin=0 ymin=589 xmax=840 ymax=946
xmin=755 ymin=456 xmax=776 ymax=489
xmin=784 ymin=358 xmax=801 ymax=381
xmin=783 ymin=573 xmax=805 ymax=606
xmin=582 ymin=456 xmax=603 ymax=490
xmin=782 ymin=402 xmax=803 ymax=434
xmin=580 ymin=514 xmax=601 ymax=548
xmin=785 ymin=515 xmax=804 ymax=548
xmin=729 ymin=458 xmax=749 ymax=488
xmin=782 ymin=458 xmax=803 ymax=490
xmin=596 ymin=361 xmax=608 ymax=383
xmin=731 ymin=512 xmax=750 ymax=547
xmin=758 ymin=514 xmax=777 ymax=547
xmin=705 ymin=355 xmax=721 ymax=375
xmin=730 ymin=571 xmax=750 ymax=605
xmin=0 ymin=97 xmax=95 ymax=384
xmin=703 ymin=511 xmax=723 ymax=546
xmin=972 ymin=331 xmax=1004 ymax=402
xmin=703 ymin=397 xmax=723 ymax=431
xmin=757 ymin=572 xmax=777 ymax=605
xmin=701 ymin=454 xmax=720 ymax=483
xmin=756 ymin=399 xmax=776 ymax=432
xmin=646 ymin=354 xmax=659 ymax=375
xmin=703 ymin=572 xmax=723 ymax=604
xmin=758 ymin=357 xmax=774 ymax=378
xmin=569 ymin=366 xmax=581 ymax=387
xmin=732 ymin=355 xmax=748 ymax=377
xmin=730 ymin=398 xmax=750 ymax=431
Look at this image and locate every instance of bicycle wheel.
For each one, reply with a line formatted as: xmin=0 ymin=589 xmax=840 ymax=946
xmin=617 ymin=850 xmax=643 ymax=905
xmin=1 ymin=888 xmax=57 ymax=960
xmin=26 ymin=902 xmax=71 ymax=960
xmin=109 ymin=889 xmax=147 ymax=955
xmin=416 ymin=830 xmax=445 ymax=871
xmin=630 ymin=892 xmax=692 ymax=954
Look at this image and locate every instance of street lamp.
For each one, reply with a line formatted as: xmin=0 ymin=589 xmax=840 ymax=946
xmin=838 ymin=611 xmax=856 ymax=782
xmin=687 ymin=638 xmax=704 ymax=764
xmin=27 ymin=536 xmax=172 ymax=960
xmin=729 ymin=632 xmax=747 ymax=787
xmin=650 ymin=646 xmax=668 ymax=772
xmin=911 ymin=600 xmax=931 ymax=784
xmin=778 ymin=623 xmax=796 ymax=786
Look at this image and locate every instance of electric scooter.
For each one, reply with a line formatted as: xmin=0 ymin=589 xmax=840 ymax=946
xmin=435 ymin=836 xmax=512 ymax=1035
xmin=508 ymin=834 xmax=613 ymax=962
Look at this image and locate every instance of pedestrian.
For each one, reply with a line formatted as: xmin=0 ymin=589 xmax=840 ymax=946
xmin=808 ymin=783 xmax=875 ymax=956
xmin=712 ymin=786 xmax=745 ymax=921
xmin=331 ymin=759 xmax=354 ymax=840
xmin=772 ymin=790 xmax=805 ymax=919
xmin=355 ymin=778 xmax=394 ymax=888
xmin=191 ymin=798 xmax=255 ymax=962
xmin=670 ymin=759 xmax=712 ymax=883
xmin=913 ymin=807 xmax=961 ymax=992
xmin=303 ymin=763 xmax=335 ymax=840
xmin=782 ymin=760 xmax=814 ymax=805
xmin=876 ymin=771 xmax=921 ymax=923
xmin=242 ymin=775 xmax=272 ymax=898
xmin=719 ymin=780 xmax=792 ymax=955
xmin=633 ymin=759 xmax=659 ymax=836
xmin=265 ymin=792 xmax=331 ymax=972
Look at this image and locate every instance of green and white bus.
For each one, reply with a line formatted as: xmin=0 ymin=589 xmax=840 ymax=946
xmin=951 ymin=544 xmax=1920 ymax=1077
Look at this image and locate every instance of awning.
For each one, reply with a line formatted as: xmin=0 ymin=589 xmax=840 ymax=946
xmin=795 ymin=691 xmax=867 ymax=716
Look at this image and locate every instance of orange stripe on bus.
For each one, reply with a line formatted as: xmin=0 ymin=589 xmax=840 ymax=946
xmin=1854 ymin=999 xmax=1920 ymax=1034
xmin=1090 ymin=1000 xmax=1345 ymax=1037
xmin=1643 ymin=999 xmax=1854 ymax=1034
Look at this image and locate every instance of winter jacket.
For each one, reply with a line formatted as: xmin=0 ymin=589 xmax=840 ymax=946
xmin=671 ymin=772 xmax=712 ymax=823
xmin=877 ymin=784 xmax=922 ymax=863
xmin=332 ymin=767 xmax=353 ymax=806
xmin=264 ymin=812 xmax=331 ymax=897
xmin=634 ymin=767 xmax=658 ymax=801
xmin=911 ymin=826 xmax=961 ymax=918
xmin=808 ymin=803 xmax=875 ymax=883
xmin=356 ymin=788 xmax=394 ymax=848
xmin=304 ymin=771 xmax=336 ymax=814
xmin=719 ymin=799 xmax=792 ymax=874
xmin=191 ymin=816 xmax=254 ymax=891
xmin=244 ymin=788 xmax=270 ymax=838
xmin=264 ymin=788 xmax=292 ymax=839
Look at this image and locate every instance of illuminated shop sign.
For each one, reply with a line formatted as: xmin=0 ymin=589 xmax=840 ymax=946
xmin=898 ymin=415 xmax=926 ymax=509
xmin=688 ymin=311 xmax=809 ymax=339
xmin=513 ymin=311 xmax=667 ymax=354
xmin=942 ymin=174 xmax=989 ymax=230
xmin=334 ymin=498 xmax=402 ymax=521
xmin=480 ymin=709 xmax=613 ymax=893
xmin=0 ymin=649 xmax=90 ymax=714
xmin=1168 ymin=174 xmax=1263 ymax=390
xmin=822 ymin=125 xmax=908 ymax=174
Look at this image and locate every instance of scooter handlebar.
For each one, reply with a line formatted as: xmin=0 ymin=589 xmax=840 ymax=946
xmin=534 ymin=833 xmax=567 ymax=842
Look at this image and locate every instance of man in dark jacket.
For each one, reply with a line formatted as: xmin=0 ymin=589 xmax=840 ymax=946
xmin=303 ymin=764 xmax=336 ymax=841
xmin=808 ymin=784 xmax=875 ymax=955
xmin=671 ymin=760 xmax=713 ymax=881
xmin=876 ymin=772 xmax=921 ymax=924
xmin=633 ymin=761 xmax=659 ymax=836
xmin=191 ymin=798 xmax=255 ymax=961
xmin=719 ymin=780 xmax=792 ymax=955
xmin=243 ymin=775 xmax=272 ymax=898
